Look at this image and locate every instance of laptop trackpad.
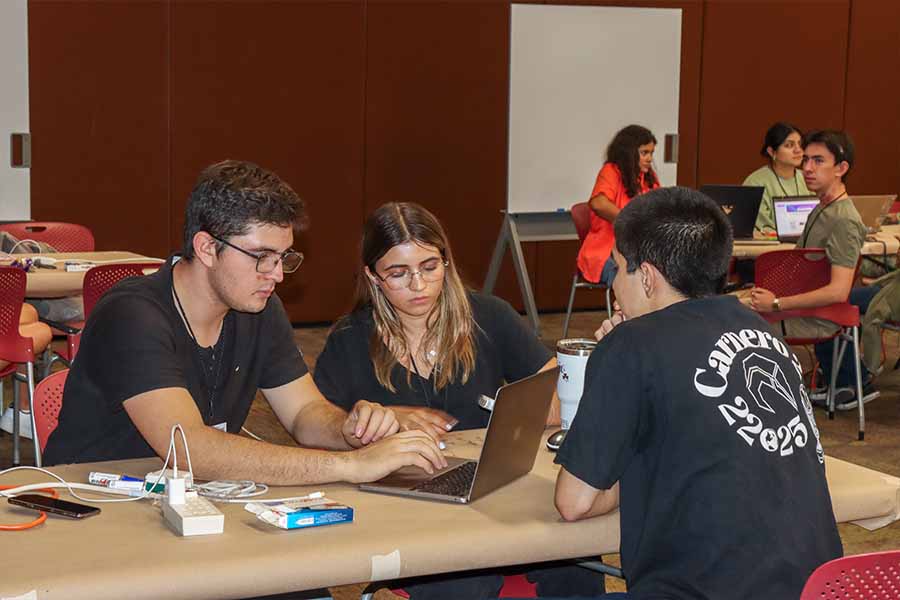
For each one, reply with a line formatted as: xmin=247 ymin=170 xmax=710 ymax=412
xmin=370 ymin=456 xmax=471 ymax=489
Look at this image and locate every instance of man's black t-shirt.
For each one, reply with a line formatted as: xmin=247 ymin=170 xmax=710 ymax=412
xmin=556 ymin=295 xmax=842 ymax=600
xmin=314 ymin=292 xmax=551 ymax=430
xmin=43 ymin=256 xmax=308 ymax=465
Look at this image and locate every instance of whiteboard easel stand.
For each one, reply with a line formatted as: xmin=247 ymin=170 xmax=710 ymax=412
xmin=481 ymin=211 xmax=577 ymax=335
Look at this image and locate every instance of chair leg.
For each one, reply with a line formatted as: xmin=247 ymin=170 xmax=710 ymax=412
xmin=828 ymin=338 xmax=840 ymax=420
xmin=26 ymin=362 xmax=40 ymax=466
xmin=12 ymin=373 xmax=20 ymax=466
xmin=41 ymin=347 xmax=54 ymax=381
xmin=852 ymin=326 xmax=865 ymax=442
xmin=562 ymin=274 xmax=578 ymax=339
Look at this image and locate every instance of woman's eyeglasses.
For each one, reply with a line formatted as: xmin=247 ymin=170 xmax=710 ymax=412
xmin=374 ymin=259 xmax=448 ymax=290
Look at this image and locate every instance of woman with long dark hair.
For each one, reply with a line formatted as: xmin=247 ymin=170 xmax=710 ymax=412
xmin=577 ymin=124 xmax=659 ymax=285
xmin=314 ymin=202 xmax=604 ymax=599
xmin=743 ymin=121 xmax=809 ymax=234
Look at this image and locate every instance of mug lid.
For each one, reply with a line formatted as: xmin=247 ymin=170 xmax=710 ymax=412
xmin=556 ymin=338 xmax=597 ymax=356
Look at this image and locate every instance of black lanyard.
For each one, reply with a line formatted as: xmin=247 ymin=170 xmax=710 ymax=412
xmin=770 ymin=165 xmax=800 ymax=197
xmin=799 ymin=192 xmax=848 ymax=248
xmin=172 ymin=282 xmax=227 ymax=421
xmin=409 ymin=355 xmax=446 ymax=411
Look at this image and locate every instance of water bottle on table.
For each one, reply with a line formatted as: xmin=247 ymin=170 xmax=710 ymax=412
xmin=548 ymin=338 xmax=597 ymax=450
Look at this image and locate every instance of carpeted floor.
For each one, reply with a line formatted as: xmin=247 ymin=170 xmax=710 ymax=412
xmin=4 ymin=309 xmax=900 ymax=598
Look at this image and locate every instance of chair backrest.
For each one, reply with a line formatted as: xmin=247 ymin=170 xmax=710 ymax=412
xmin=0 ymin=266 xmax=35 ymax=364
xmin=1 ymin=221 xmax=95 ymax=252
xmin=83 ymin=263 xmax=161 ymax=318
xmin=570 ymin=202 xmax=594 ymax=243
xmin=800 ymin=550 xmax=900 ymax=599
xmin=33 ymin=369 xmax=68 ymax=452
xmin=754 ymin=248 xmax=831 ymax=297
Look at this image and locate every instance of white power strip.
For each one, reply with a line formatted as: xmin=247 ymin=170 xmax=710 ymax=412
xmin=162 ymin=491 xmax=224 ymax=536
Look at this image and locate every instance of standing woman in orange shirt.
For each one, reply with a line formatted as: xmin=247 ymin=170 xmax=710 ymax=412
xmin=576 ymin=124 xmax=660 ymax=285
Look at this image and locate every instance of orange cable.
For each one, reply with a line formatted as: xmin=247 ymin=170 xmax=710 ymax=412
xmin=0 ymin=486 xmax=59 ymax=531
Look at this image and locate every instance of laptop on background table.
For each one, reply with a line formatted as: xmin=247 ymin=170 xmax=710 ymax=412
xmin=851 ymin=194 xmax=897 ymax=234
xmin=773 ymin=195 xmax=820 ymax=243
xmin=700 ymin=185 xmax=774 ymax=243
xmin=360 ymin=367 xmax=559 ymax=504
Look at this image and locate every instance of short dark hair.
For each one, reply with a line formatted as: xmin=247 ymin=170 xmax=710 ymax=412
xmin=760 ymin=121 xmax=803 ymax=159
xmin=803 ymin=129 xmax=855 ymax=181
xmin=614 ymin=186 xmax=733 ymax=298
xmin=182 ymin=160 xmax=308 ymax=260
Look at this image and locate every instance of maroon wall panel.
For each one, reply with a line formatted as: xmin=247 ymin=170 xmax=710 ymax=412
xmin=28 ymin=1 xmax=169 ymax=257
xmin=363 ymin=1 xmax=514 ymax=302
xmin=697 ymin=0 xmax=850 ymax=186
xmin=170 ymin=1 xmax=366 ymax=322
xmin=843 ymin=0 xmax=900 ymax=197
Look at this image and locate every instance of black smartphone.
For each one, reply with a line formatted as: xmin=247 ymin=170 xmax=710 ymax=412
xmin=8 ymin=494 xmax=101 ymax=519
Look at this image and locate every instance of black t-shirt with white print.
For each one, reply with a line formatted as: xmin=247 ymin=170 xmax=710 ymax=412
xmin=556 ymin=295 xmax=842 ymax=600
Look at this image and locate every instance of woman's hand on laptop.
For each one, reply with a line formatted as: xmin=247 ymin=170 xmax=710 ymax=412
xmin=394 ymin=406 xmax=458 ymax=447
xmin=348 ymin=430 xmax=448 ymax=483
xmin=342 ymin=400 xmax=400 ymax=447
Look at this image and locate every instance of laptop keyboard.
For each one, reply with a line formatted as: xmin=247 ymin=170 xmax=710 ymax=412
xmin=412 ymin=461 xmax=477 ymax=497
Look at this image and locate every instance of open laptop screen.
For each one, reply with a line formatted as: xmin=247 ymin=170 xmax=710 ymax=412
xmin=698 ymin=185 xmax=764 ymax=240
xmin=773 ymin=196 xmax=819 ymax=242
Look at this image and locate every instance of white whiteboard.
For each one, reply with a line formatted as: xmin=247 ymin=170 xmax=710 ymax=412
xmin=508 ymin=4 xmax=681 ymax=214
xmin=0 ymin=0 xmax=30 ymax=221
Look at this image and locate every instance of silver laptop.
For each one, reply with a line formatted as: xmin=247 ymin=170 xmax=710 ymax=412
xmin=360 ymin=367 xmax=559 ymax=504
xmin=851 ymin=194 xmax=897 ymax=233
xmin=774 ymin=195 xmax=820 ymax=243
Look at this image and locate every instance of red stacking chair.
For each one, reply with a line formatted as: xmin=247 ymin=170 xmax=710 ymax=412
xmin=800 ymin=550 xmax=900 ymax=599
xmin=0 ymin=266 xmax=48 ymax=465
xmin=1 ymin=221 xmax=94 ymax=252
xmin=44 ymin=262 xmax=161 ymax=366
xmin=32 ymin=369 xmax=68 ymax=453
xmin=562 ymin=202 xmax=613 ymax=338
xmin=754 ymin=248 xmax=867 ymax=440
xmin=1 ymin=221 xmax=95 ymax=374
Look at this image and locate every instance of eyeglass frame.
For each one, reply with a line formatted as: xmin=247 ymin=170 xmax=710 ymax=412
xmin=371 ymin=257 xmax=450 ymax=290
xmin=209 ymin=234 xmax=304 ymax=274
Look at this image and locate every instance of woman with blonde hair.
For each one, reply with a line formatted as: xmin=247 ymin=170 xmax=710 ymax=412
xmin=314 ymin=202 xmax=603 ymax=599
xmin=316 ymin=201 xmax=559 ymax=439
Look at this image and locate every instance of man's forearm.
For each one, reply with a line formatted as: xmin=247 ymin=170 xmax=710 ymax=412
xmin=782 ymin=283 xmax=850 ymax=310
xmin=290 ymin=399 xmax=352 ymax=450
xmin=173 ymin=424 xmax=355 ymax=485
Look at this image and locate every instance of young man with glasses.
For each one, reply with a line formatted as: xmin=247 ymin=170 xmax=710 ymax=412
xmin=748 ymin=130 xmax=879 ymax=410
xmin=44 ymin=161 xmax=446 ymax=485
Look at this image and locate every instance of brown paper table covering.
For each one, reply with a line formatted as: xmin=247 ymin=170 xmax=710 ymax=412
xmin=0 ymin=429 xmax=895 ymax=600
xmin=13 ymin=252 xmax=160 ymax=298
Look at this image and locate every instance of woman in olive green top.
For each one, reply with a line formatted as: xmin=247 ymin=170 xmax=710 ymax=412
xmin=743 ymin=122 xmax=810 ymax=234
